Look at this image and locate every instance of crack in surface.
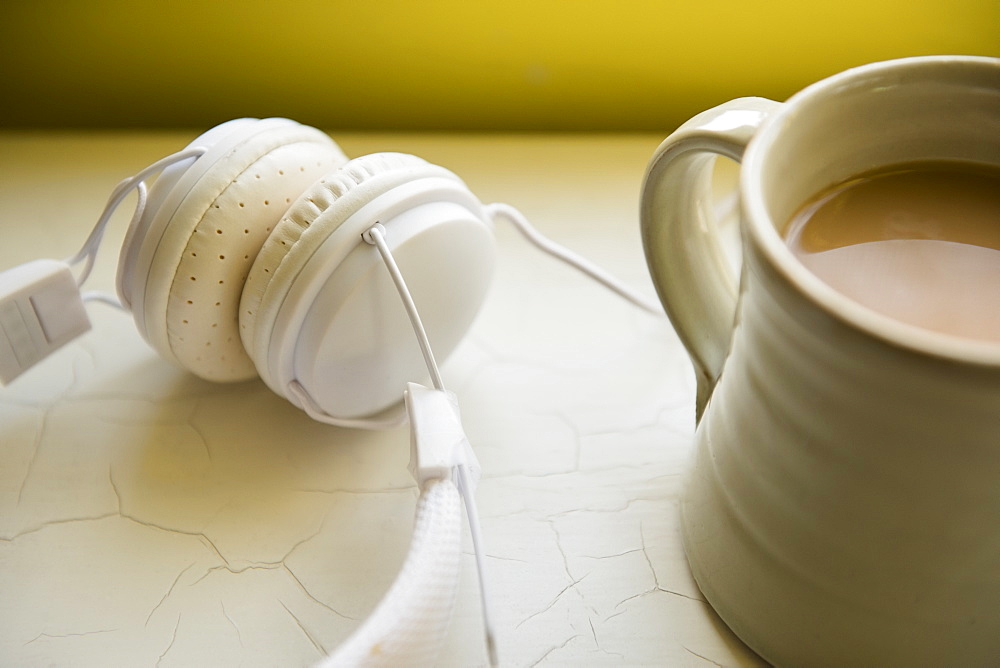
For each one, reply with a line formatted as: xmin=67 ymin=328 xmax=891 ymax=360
xmin=529 ymin=633 xmax=579 ymax=667
xmin=614 ymin=585 xmax=706 ymax=612
xmin=684 ymin=646 xmax=726 ymax=666
xmin=614 ymin=587 xmax=657 ymax=610
xmin=550 ymin=411 xmax=583 ymax=472
xmin=109 ymin=470 xmax=231 ymax=567
xmin=656 ymin=586 xmax=706 ymax=603
xmin=481 ymin=466 xmax=578 ymax=481
xmin=593 ymin=646 xmax=627 ymax=660
xmin=579 ymin=547 xmax=643 ymax=560
xmin=603 ymin=608 xmax=627 ymax=623
xmin=282 ymin=564 xmax=353 ymax=620
xmin=16 ymin=410 xmax=47 ymax=505
xmin=124 ymin=514 xmax=230 ymax=565
xmin=490 ymin=491 xmax=675 ymax=523
xmin=156 ymin=615 xmax=181 ymax=667
xmin=191 ymin=563 xmax=281 ymax=586
xmin=281 ymin=513 xmax=330 ymax=561
xmin=0 ymin=513 xmax=119 ymax=542
xmin=186 ymin=406 xmax=212 ymax=461
xmin=515 ymin=574 xmax=588 ymax=630
xmin=25 ymin=628 xmax=116 ymax=645
xmin=484 ymin=553 xmax=530 ymax=564
xmin=280 ymin=600 xmax=328 ymax=657
xmin=145 ymin=562 xmax=197 ymax=627
xmin=547 ymin=521 xmax=573 ymax=580
xmin=639 ymin=521 xmax=660 ymax=588
xmin=189 ymin=562 xmax=353 ymax=621
xmin=220 ymin=601 xmax=243 ymax=647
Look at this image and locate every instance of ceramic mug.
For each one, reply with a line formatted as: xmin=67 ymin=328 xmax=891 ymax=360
xmin=640 ymin=56 xmax=1000 ymax=666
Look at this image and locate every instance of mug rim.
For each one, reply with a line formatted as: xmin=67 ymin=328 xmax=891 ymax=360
xmin=742 ymin=54 xmax=1000 ymax=368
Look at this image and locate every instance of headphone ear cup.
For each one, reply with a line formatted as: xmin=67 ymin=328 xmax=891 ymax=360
xmin=239 ymin=152 xmax=496 ymax=421
xmin=118 ymin=118 xmax=348 ymax=382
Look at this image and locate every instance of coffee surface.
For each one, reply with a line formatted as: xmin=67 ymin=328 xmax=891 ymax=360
xmin=784 ymin=161 xmax=1000 ymax=342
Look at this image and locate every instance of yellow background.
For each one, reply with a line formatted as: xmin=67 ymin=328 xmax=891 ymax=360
xmin=1 ymin=0 xmax=997 ymax=131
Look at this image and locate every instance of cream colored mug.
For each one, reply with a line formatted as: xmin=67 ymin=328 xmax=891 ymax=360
xmin=641 ymin=56 xmax=1000 ymax=666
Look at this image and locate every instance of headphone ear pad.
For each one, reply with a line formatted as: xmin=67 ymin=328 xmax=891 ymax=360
xmin=122 ymin=119 xmax=348 ymax=382
xmin=239 ymin=152 xmax=432 ymax=360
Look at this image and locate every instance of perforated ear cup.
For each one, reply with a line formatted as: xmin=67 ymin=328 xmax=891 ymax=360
xmin=238 ymin=152 xmax=496 ymax=419
xmin=240 ymin=153 xmax=433 ymax=361
xmin=121 ymin=119 xmax=348 ymax=381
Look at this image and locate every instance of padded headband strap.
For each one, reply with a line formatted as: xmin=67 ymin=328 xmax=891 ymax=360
xmin=316 ymin=379 xmax=490 ymax=666
xmin=317 ymin=477 xmax=463 ymax=666
xmin=73 ymin=146 xmax=210 ymax=292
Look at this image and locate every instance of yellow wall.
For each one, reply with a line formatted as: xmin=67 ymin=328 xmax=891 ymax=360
xmin=1 ymin=1 xmax=997 ymax=131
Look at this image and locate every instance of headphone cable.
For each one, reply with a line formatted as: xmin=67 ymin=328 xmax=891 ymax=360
xmin=363 ymin=223 xmax=499 ymax=667
xmin=66 ymin=146 xmax=208 ymax=296
xmin=485 ymin=201 xmax=664 ymax=315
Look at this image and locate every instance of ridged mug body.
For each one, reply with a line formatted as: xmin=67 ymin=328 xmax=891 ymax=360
xmin=682 ymin=240 xmax=1000 ymax=666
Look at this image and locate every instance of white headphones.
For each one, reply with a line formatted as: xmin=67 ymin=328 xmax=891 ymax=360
xmin=120 ymin=118 xmax=494 ymax=426
xmin=0 ymin=118 xmax=661 ymax=666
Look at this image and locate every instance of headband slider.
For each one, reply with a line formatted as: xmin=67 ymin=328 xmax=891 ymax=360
xmin=0 ymin=259 xmax=90 ymax=384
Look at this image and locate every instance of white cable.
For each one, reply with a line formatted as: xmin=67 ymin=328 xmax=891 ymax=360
xmin=362 ymin=224 xmax=498 ymax=667
xmin=485 ymin=201 xmax=664 ymax=315
xmin=81 ymin=290 xmax=125 ymax=310
xmin=362 ymin=224 xmax=445 ymax=392
xmin=456 ymin=462 xmax=499 ymax=668
xmin=66 ymin=146 xmax=208 ymax=287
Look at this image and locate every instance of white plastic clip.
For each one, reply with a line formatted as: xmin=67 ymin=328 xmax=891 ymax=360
xmin=404 ymin=382 xmax=481 ymax=490
xmin=0 ymin=259 xmax=91 ymax=384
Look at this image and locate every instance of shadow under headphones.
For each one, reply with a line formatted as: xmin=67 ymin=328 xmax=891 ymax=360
xmin=0 ymin=117 xmax=661 ymax=666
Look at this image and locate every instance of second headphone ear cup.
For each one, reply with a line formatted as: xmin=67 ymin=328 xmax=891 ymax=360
xmin=120 ymin=119 xmax=348 ymax=382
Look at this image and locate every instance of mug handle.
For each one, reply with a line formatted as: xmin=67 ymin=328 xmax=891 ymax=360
xmin=640 ymin=98 xmax=781 ymax=419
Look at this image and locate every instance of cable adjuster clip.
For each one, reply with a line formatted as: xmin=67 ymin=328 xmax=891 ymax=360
xmin=404 ymin=382 xmax=481 ymax=490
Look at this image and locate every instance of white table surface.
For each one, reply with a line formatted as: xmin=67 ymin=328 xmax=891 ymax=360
xmin=0 ymin=131 xmax=765 ymax=667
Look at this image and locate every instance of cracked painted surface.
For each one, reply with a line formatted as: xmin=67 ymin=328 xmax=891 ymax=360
xmin=0 ymin=132 xmax=765 ymax=666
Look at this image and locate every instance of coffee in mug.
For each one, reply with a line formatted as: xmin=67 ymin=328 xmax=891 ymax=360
xmin=783 ymin=160 xmax=1000 ymax=342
